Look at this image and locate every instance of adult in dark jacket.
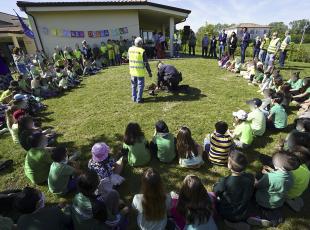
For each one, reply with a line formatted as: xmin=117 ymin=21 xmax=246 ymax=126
xmin=240 ymin=27 xmax=250 ymax=63
xmin=208 ymin=36 xmax=217 ymax=58
xmin=156 ymin=61 xmax=182 ymax=91
xmin=253 ymin=36 xmax=261 ymax=59
xmin=218 ymin=29 xmax=227 ymax=59
xmin=228 ymin=32 xmax=238 ymax=59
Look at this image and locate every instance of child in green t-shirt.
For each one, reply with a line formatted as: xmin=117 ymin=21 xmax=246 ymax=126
xmin=286 ymin=146 xmax=310 ymax=212
xmin=122 ymin=122 xmax=150 ymax=167
xmin=24 ymin=132 xmax=52 ymax=184
xmin=267 ymin=93 xmax=288 ymax=130
xmin=48 ymin=146 xmax=81 ymax=195
xmin=150 ymin=120 xmax=176 ymax=163
xmin=229 ymin=110 xmax=253 ymax=149
xmin=248 ymin=151 xmax=295 ymax=227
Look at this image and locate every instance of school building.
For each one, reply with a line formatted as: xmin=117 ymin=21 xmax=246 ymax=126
xmin=225 ymin=23 xmax=270 ymax=39
xmin=0 ymin=11 xmax=36 ymax=63
xmin=17 ymin=0 xmax=191 ymax=56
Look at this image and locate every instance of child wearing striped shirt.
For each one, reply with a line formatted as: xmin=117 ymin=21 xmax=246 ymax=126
xmin=204 ymin=121 xmax=233 ymax=166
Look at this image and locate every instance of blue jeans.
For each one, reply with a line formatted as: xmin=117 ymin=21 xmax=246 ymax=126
xmin=131 ymin=76 xmax=144 ymax=102
xmin=219 ymin=44 xmax=225 ymax=59
xmin=259 ymin=49 xmax=267 ymax=62
xmin=279 ymin=50 xmax=287 ymax=67
xmin=264 ymin=53 xmax=275 ymax=67
xmin=241 ymin=44 xmax=248 ymax=63
xmin=253 ymin=48 xmax=260 ymax=59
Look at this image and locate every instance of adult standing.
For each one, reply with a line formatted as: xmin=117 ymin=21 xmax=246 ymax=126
xmin=0 ymin=53 xmax=13 ymax=91
xmin=264 ymin=32 xmax=281 ymax=67
xmin=258 ymin=34 xmax=270 ymax=63
xmin=279 ymin=30 xmax=291 ymax=67
xmin=218 ymin=29 xmax=227 ymax=59
xmin=240 ymin=27 xmax=250 ymax=63
xmin=12 ymin=47 xmax=29 ymax=76
xmin=188 ymin=30 xmax=196 ymax=56
xmin=253 ymin=36 xmax=261 ymax=59
xmin=228 ymin=32 xmax=238 ymax=59
xmin=209 ymin=35 xmax=217 ymax=58
xmin=201 ymin=33 xmax=209 ymax=58
xmin=128 ymin=37 xmax=152 ymax=103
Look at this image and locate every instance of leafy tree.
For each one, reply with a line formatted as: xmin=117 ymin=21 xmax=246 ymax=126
xmin=289 ymin=19 xmax=310 ymax=34
xmin=268 ymin=22 xmax=288 ymax=37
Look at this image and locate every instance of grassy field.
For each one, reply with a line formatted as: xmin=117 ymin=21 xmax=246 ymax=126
xmin=1 ymin=58 xmax=310 ymax=229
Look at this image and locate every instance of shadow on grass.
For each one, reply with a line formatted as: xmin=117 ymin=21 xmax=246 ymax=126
xmin=144 ymin=85 xmax=207 ymax=103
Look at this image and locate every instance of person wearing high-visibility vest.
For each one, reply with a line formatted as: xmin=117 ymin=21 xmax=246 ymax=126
xmin=128 ymin=37 xmax=152 ymax=103
xmin=258 ymin=34 xmax=270 ymax=63
xmin=107 ymin=40 xmax=115 ymax=66
xmin=279 ymin=30 xmax=291 ymax=67
xmin=264 ymin=32 xmax=281 ymax=67
xmin=99 ymin=41 xmax=108 ymax=67
xmin=73 ymin=44 xmax=83 ymax=67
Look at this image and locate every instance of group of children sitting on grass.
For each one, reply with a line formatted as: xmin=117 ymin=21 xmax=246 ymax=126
xmin=0 ymin=46 xmax=310 ymax=229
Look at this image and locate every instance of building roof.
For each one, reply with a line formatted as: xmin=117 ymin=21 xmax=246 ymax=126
xmin=227 ymin=23 xmax=270 ymax=30
xmin=17 ymin=0 xmax=191 ymax=14
xmin=0 ymin=12 xmax=24 ymax=34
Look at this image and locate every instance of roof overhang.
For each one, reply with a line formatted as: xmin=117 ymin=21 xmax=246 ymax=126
xmin=17 ymin=1 xmax=191 ymax=18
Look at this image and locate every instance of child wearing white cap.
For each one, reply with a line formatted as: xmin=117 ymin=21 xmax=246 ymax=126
xmin=229 ymin=110 xmax=253 ymax=149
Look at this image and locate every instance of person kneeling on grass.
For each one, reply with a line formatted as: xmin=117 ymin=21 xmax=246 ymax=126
xmin=176 ymin=126 xmax=204 ymax=169
xmin=122 ymin=122 xmax=150 ymax=167
xmin=204 ymin=121 xmax=233 ymax=166
xmin=213 ymin=151 xmax=254 ymax=230
xmin=267 ymin=93 xmax=288 ymax=130
xmin=88 ymin=142 xmax=124 ymax=190
xmin=248 ymin=151 xmax=296 ymax=227
xmin=156 ymin=61 xmax=182 ymax=92
xmin=150 ymin=120 xmax=176 ymax=163
xmin=229 ymin=110 xmax=253 ymax=149
xmin=48 ymin=146 xmax=81 ymax=195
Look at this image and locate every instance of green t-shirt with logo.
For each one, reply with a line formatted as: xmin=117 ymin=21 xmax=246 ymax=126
xmin=287 ymin=164 xmax=310 ymax=199
xmin=48 ymin=162 xmax=75 ymax=195
xmin=152 ymin=133 xmax=176 ymax=163
xmin=287 ymin=79 xmax=303 ymax=91
xmin=234 ymin=121 xmax=253 ymax=145
xmin=25 ymin=148 xmax=52 ymax=184
xmin=270 ymin=103 xmax=287 ymax=129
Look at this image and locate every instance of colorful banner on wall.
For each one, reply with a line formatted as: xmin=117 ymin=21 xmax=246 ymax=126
xmin=47 ymin=26 xmax=128 ymax=38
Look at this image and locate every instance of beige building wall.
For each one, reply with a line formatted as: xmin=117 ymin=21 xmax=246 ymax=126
xmin=32 ymin=10 xmax=140 ymax=55
xmin=23 ymin=36 xmax=37 ymax=54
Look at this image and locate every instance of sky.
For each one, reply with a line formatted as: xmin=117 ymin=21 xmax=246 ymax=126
xmin=2 ymin=0 xmax=310 ymax=32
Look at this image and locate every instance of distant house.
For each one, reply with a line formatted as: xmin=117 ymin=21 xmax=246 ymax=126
xmin=225 ymin=23 xmax=270 ymax=39
xmin=17 ymin=0 xmax=191 ymax=56
xmin=0 ymin=11 xmax=36 ymax=62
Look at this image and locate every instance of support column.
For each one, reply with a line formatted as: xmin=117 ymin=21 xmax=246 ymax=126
xmin=11 ymin=35 xmax=20 ymax=48
xmin=169 ymin=16 xmax=175 ymax=57
xmin=162 ymin=24 xmax=166 ymax=35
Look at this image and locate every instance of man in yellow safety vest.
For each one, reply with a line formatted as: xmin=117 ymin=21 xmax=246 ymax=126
xmin=258 ymin=33 xmax=270 ymax=62
xmin=264 ymin=32 xmax=281 ymax=67
xmin=279 ymin=30 xmax=291 ymax=67
xmin=128 ymin=37 xmax=152 ymax=103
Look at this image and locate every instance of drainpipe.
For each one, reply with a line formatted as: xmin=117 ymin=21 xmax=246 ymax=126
xmin=22 ymin=8 xmax=44 ymax=52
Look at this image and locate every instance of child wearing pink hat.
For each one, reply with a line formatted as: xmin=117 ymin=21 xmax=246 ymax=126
xmin=88 ymin=142 xmax=124 ymax=190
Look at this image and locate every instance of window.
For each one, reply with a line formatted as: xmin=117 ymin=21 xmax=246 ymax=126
xmin=250 ymin=29 xmax=254 ymax=34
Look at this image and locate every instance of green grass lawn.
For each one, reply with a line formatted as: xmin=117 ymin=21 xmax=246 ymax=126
xmin=1 ymin=58 xmax=310 ymax=229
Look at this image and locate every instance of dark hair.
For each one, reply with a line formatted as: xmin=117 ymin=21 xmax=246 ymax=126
xmin=155 ymin=120 xmax=169 ymax=133
xmin=77 ymin=170 xmax=99 ymax=197
xmin=124 ymin=122 xmax=144 ymax=145
xmin=215 ymin=121 xmax=228 ymax=135
xmin=176 ymin=126 xmax=198 ymax=158
xmin=291 ymin=146 xmax=310 ymax=165
xmin=273 ymin=150 xmax=300 ymax=171
xmin=243 ymin=27 xmax=248 ymax=31
xmin=295 ymin=118 xmax=310 ymax=132
xmin=14 ymin=187 xmax=41 ymax=214
xmin=300 ymin=77 xmax=310 ymax=93
xmin=51 ymin=146 xmax=67 ymax=162
xmin=18 ymin=115 xmax=33 ymax=134
xmin=177 ymin=175 xmax=212 ymax=225
xmin=287 ymin=131 xmax=310 ymax=149
xmin=29 ymin=132 xmax=45 ymax=148
xmin=280 ymin=83 xmax=291 ymax=94
xmin=228 ymin=151 xmax=248 ymax=172
xmin=141 ymin=168 xmax=166 ymax=221
xmin=272 ymin=92 xmax=284 ymax=104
